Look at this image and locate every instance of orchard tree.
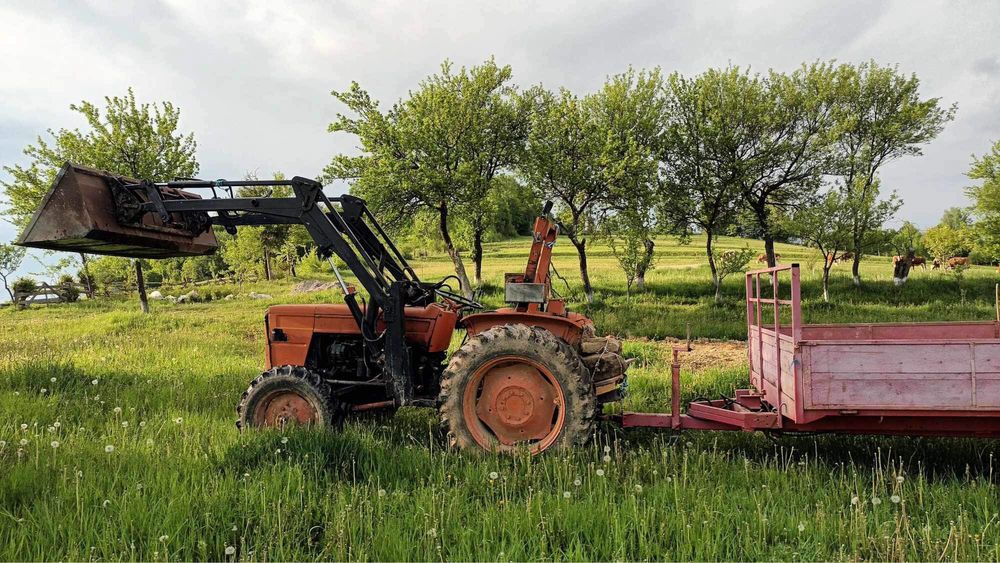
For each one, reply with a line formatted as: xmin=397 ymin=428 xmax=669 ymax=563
xmin=660 ymin=70 xmax=743 ymax=298
xmin=829 ymin=61 xmax=955 ymax=285
xmin=519 ymin=87 xmax=606 ymax=302
xmin=592 ymin=68 xmax=668 ymax=290
xmin=326 ymin=59 xmax=523 ymax=298
xmin=967 ymin=139 xmax=1000 ymax=263
xmin=236 ymin=173 xmax=294 ymax=280
xmin=0 ymin=243 xmax=27 ymax=302
xmin=1 ymin=88 xmax=198 ymax=312
xmin=786 ymin=190 xmax=853 ymax=301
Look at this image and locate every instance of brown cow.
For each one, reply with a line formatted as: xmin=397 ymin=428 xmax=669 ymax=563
xmin=756 ymin=253 xmax=781 ymax=264
xmin=891 ymin=255 xmax=904 ymax=265
xmin=911 ymin=256 xmax=927 ymax=269
xmin=947 ymin=256 xmax=971 ymax=269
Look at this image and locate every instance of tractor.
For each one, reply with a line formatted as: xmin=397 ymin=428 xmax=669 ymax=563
xmin=18 ymin=163 xmax=629 ymax=454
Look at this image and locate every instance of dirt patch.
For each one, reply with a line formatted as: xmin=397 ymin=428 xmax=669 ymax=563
xmin=655 ymin=338 xmax=747 ymax=372
xmin=293 ymin=280 xmax=340 ymax=293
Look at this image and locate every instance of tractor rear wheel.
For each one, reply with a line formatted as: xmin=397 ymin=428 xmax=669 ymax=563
xmin=236 ymin=365 xmax=341 ymax=430
xmin=439 ymin=324 xmax=594 ymax=454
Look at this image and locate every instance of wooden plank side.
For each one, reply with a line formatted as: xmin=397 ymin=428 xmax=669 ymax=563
xmin=809 ymin=377 xmax=973 ymax=409
xmin=809 ymin=344 xmax=973 ymax=375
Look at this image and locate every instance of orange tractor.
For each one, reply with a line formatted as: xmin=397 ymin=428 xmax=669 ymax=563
xmin=19 ymin=163 xmax=628 ymax=454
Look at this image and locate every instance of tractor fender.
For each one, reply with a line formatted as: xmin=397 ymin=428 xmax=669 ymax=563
xmin=460 ymin=308 xmax=593 ymax=347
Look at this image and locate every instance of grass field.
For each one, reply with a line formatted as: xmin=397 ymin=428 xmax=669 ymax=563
xmin=2 ymin=235 xmax=1000 ymax=560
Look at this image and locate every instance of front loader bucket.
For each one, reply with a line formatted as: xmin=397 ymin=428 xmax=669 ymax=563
xmin=17 ymin=163 xmax=217 ymax=258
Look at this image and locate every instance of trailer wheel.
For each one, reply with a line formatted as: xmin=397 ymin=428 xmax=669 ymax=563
xmin=439 ymin=324 xmax=594 ymax=454
xmin=237 ymin=365 xmax=341 ymax=430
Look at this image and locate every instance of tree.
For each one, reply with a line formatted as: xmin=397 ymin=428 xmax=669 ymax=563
xmin=923 ymin=223 xmax=973 ymax=261
xmin=660 ymin=70 xmax=743 ymax=299
xmin=236 ymin=173 xmax=294 ymax=281
xmin=786 ymin=190 xmax=853 ymax=301
xmin=519 ymin=87 xmax=606 ymax=302
xmin=326 ymin=59 xmax=524 ymax=298
xmin=724 ymin=63 xmax=840 ymax=268
xmin=0 ymin=243 xmax=27 ymax=301
xmin=1 ymin=88 xmax=198 ymax=312
xmin=829 ymin=61 xmax=955 ymax=285
xmin=890 ymin=221 xmax=926 ymax=257
xmin=711 ymin=247 xmax=757 ymax=303
xmin=592 ymin=68 xmax=668 ymax=290
xmin=967 ymin=140 xmax=1000 ymax=264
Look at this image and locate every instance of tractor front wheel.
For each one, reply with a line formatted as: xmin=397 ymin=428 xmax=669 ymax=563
xmin=439 ymin=324 xmax=595 ymax=454
xmin=237 ymin=365 xmax=341 ymax=430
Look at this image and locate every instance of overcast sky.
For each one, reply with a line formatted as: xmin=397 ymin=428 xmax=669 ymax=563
xmin=1 ymin=0 xmax=999 ymax=282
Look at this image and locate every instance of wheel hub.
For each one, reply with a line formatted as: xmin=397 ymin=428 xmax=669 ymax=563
xmin=472 ymin=361 xmax=559 ymax=446
xmin=254 ymin=390 xmax=318 ymax=427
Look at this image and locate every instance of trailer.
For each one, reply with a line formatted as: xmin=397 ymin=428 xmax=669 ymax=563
xmin=622 ymin=264 xmax=1000 ymax=438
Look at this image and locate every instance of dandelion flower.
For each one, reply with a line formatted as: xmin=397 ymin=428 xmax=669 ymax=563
xmin=377 ymin=489 xmax=387 ymax=498
xmin=113 ymin=407 xmax=122 ymax=414
xmin=225 ymin=546 xmax=236 ymax=556
xmin=573 ymin=478 xmax=581 ymax=486
xmin=105 ymin=445 xmax=115 ymax=453
xmin=488 ymin=471 xmax=499 ymax=481
xmin=851 ymin=495 xmax=860 ymax=505
xmin=797 ymin=522 xmax=805 ymax=532
xmin=50 ymin=441 xmax=59 ymax=448
xmin=890 ymin=495 xmax=901 ymax=504
xmin=596 ymin=469 xmax=605 ymax=477
xmin=563 ymin=491 xmax=571 ymax=499
xmin=872 ymin=497 xmax=882 ymax=506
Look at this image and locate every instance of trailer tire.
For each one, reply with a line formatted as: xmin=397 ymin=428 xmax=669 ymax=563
xmin=439 ymin=324 xmax=594 ymax=454
xmin=236 ymin=365 xmax=341 ymax=430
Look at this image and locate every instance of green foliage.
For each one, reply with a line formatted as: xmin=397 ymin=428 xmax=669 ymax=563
xmin=11 ymin=277 xmax=37 ymax=294
xmin=786 ymin=189 xmax=853 ymax=300
xmin=923 ymin=223 xmax=973 ymax=260
xmin=221 ymin=227 xmax=265 ymax=281
xmin=87 ymin=257 xmax=138 ymax=295
xmin=56 ymin=274 xmax=79 ymax=303
xmin=711 ymin=247 xmax=756 ymax=302
xmin=0 ymin=243 xmax=27 ymax=301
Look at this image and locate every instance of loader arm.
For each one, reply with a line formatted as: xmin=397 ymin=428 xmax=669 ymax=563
xmin=120 ymin=174 xmax=437 ymax=404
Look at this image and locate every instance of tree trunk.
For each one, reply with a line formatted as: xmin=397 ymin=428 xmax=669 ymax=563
xmin=79 ymin=253 xmax=94 ymax=298
xmin=2 ymin=275 xmax=12 ymax=302
xmin=822 ymin=265 xmax=831 ymax=302
xmin=706 ymin=231 xmax=721 ymax=303
xmin=263 ymin=249 xmax=272 ymax=281
xmin=851 ymin=253 xmax=862 ymax=286
xmin=636 ymin=238 xmax=654 ymax=292
xmin=569 ymin=235 xmax=593 ymax=303
xmin=438 ymin=202 xmax=473 ymax=299
xmin=135 ymin=260 xmax=149 ymax=314
xmin=472 ymin=228 xmax=484 ymax=286
xmin=764 ymin=235 xmax=777 ymax=268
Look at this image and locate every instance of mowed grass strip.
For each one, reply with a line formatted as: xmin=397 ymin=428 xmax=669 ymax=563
xmin=1 ymin=235 xmax=999 ymax=560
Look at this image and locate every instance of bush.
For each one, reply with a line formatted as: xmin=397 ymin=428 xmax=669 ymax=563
xmin=11 ymin=277 xmax=37 ymax=296
xmin=57 ymin=274 xmax=79 ymax=302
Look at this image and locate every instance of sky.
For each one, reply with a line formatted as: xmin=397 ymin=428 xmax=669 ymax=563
xmin=1 ymin=0 xmax=999 ymax=284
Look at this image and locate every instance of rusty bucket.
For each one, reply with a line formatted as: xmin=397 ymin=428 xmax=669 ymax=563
xmin=17 ymin=163 xmax=218 ymax=258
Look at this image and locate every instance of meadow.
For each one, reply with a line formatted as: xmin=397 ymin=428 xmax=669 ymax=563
xmin=2 ymin=235 xmax=1000 ymax=560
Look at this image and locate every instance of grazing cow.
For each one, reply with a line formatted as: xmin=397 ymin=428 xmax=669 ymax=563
xmin=756 ymin=253 xmax=781 ymax=264
xmin=911 ymin=256 xmax=927 ymax=269
xmin=840 ymin=251 xmax=854 ymax=261
xmin=947 ymin=257 xmax=971 ymax=269
xmin=932 ymin=258 xmax=941 ymax=270
xmin=891 ymin=255 xmax=904 ymax=265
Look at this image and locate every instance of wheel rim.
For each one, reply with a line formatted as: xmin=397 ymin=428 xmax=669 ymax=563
xmin=253 ymin=389 xmax=319 ymax=427
xmin=462 ymin=355 xmax=565 ymax=453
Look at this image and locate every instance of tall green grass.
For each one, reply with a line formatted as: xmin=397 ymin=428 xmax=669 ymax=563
xmin=1 ymin=235 xmax=999 ymax=560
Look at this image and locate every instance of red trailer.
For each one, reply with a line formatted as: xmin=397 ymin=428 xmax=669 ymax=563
xmin=623 ymin=264 xmax=1000 ymax=438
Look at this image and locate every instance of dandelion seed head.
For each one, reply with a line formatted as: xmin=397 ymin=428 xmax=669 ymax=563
xmin=92 ymin=379 xmax=98 ymax=385
xmin=563 ymin=491 xmax=571 ymax=499
xmin=139 ymin=421 xmax=146 ymax=427
xmin=121 ymin=421 xmax=128 ymax=427
xmin=634 ymin=484 xmax=643 ymax=493
xmin=113 ymin=407 xmax=122 ymax=414
xmin=488 ymin=471 xmax=499 ymax=481
xmin=872 ymin=497 xmax=882 ymax=506
xmin=159 ymin=535 xmax=168 ymax=542
xmin=225 ymin=546 xmax=236 ymax=556
xmin=602 ymin=454 xmax=611 ymax=463
xmin=427 ymin=528 xmax=437 ymax=538
xmin=596 ymin=469 xmax=605 ymax=476
xmin=890 ymin=495 xmax=901 ymax=504
xmin=19 ymin=439 xmax=28 ymax=446
xmin=0 ymin=441 xmax=5 ymax=448
xmin=50 ymin=441 xmax=59 ymax=448
xmin=281 ymin=437 xmax=288 ymax=444
xmin=50 ymin=377 xmax=56 ymax=383
xmin=851 ymin=495 xmax=860 ymax=505
xmin=53 ymin=421 xmax=60 ymax=428
xmin=603 ymin=445 xmax=611 ymax=453
xmin=20 ymin=423 xmax=27 ymax=431
xmin=104 ymin=445 xmax=115 ymax=453
xmin=378 ymin=488 xmax=387 ymax=498
xmin=896 ymin=475 xmax=905 ymax=484
xmin=797 ymin=522 xmax=805 ymax=532
xmin=102 ymin=500 xmax=111 ymax=508
xmin=573 ymin=478 xmax=581 ymax=486
xmin=174 ymin=417 xmax=183 ymax=424
xmin=40 ymin=388 xmax=47 ymax=394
